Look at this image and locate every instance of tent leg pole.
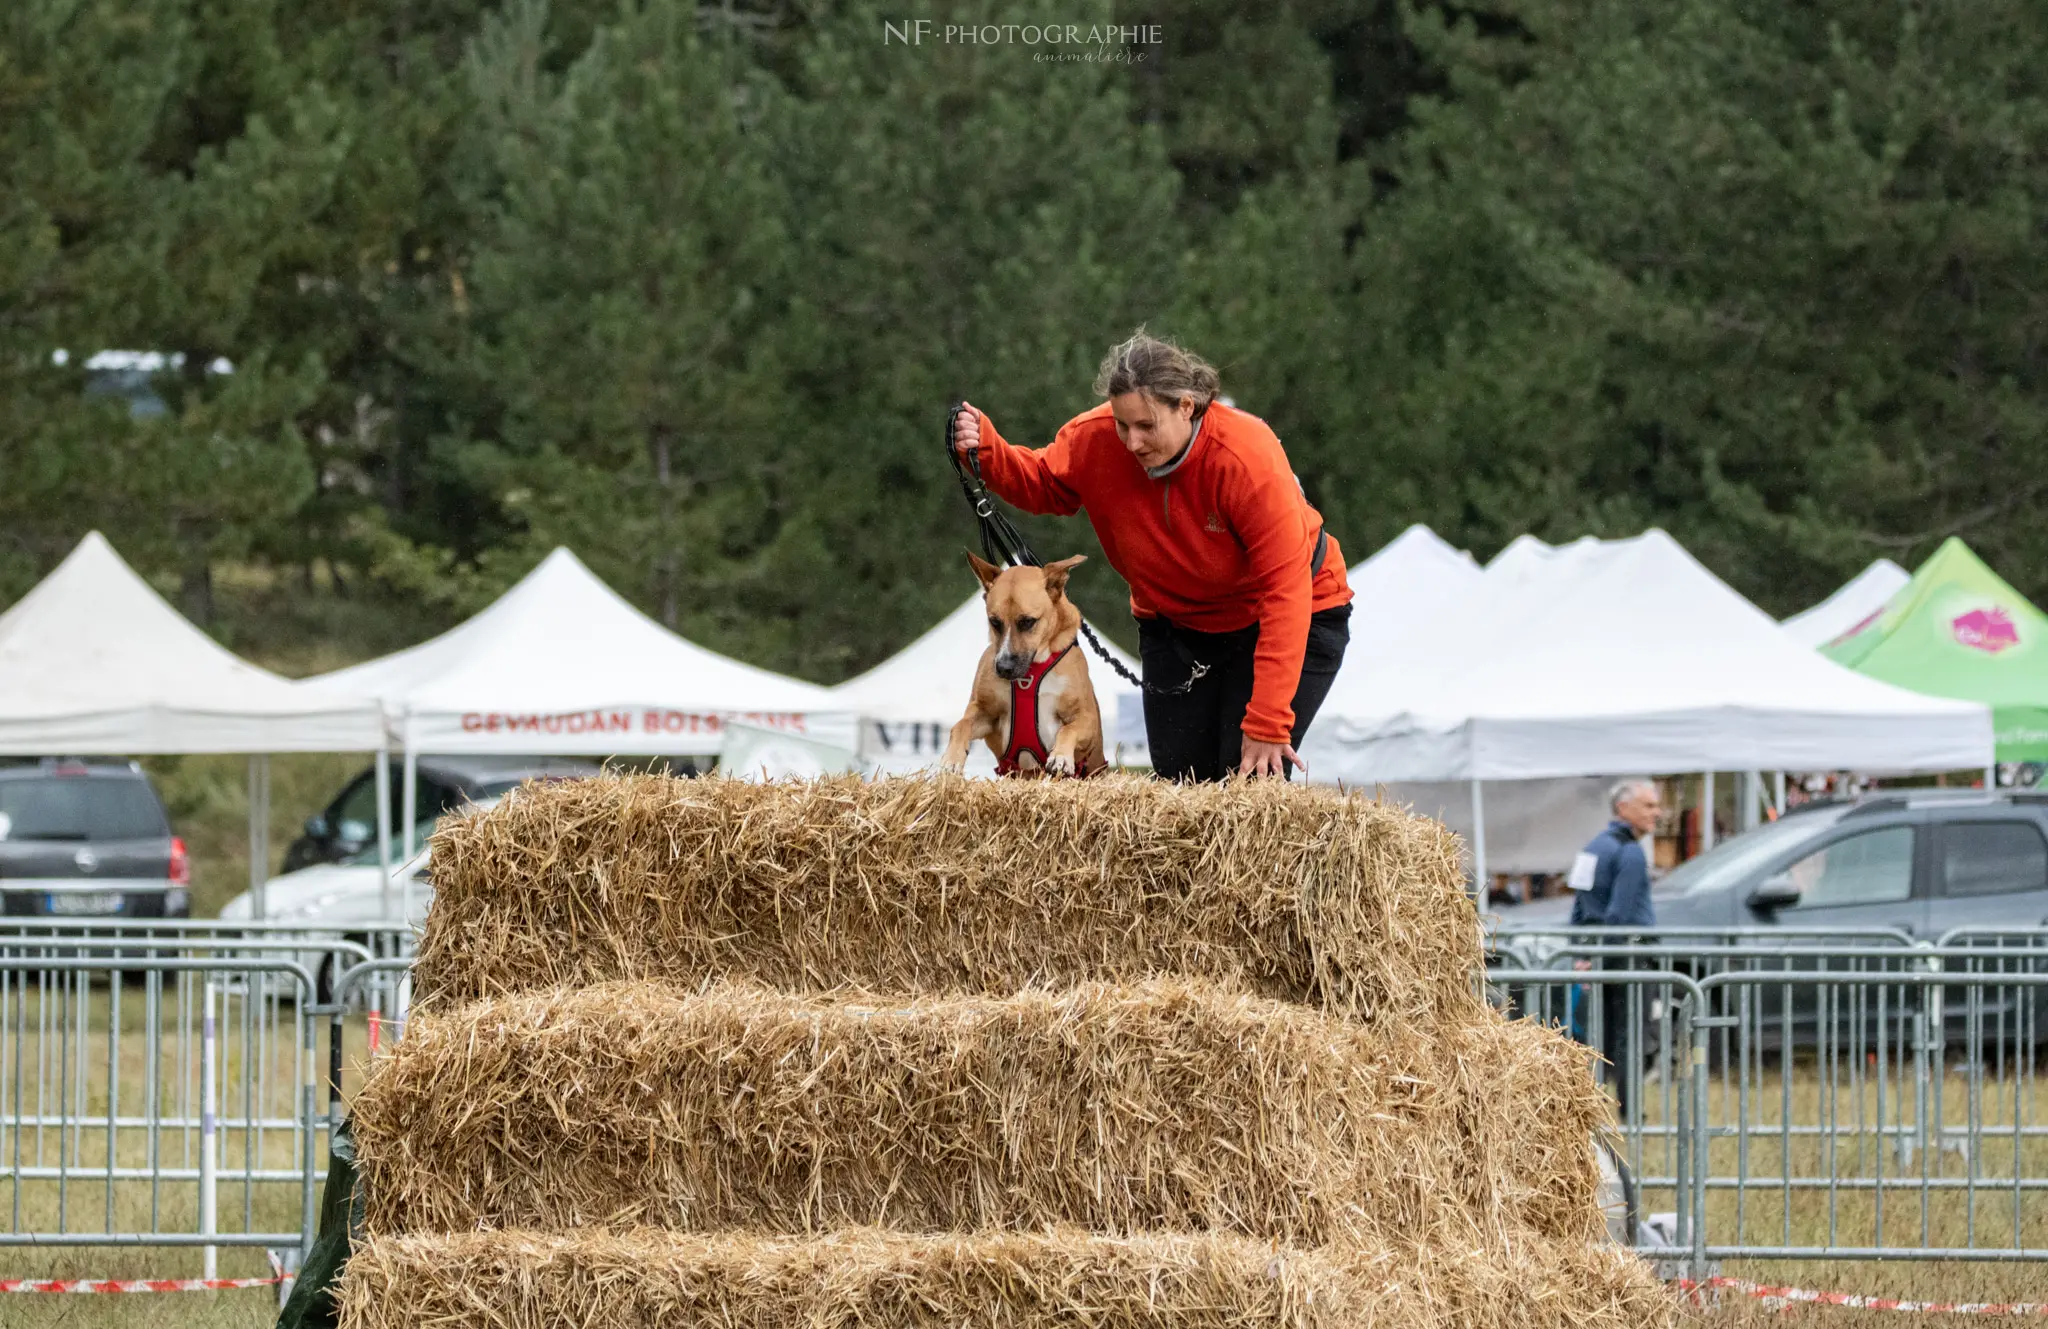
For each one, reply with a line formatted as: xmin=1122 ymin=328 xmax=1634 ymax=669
xmin=375 ymin=738 xmax=393 ymax=921
xmin=401 ymin=714 xmax=418 ymax=925
xmin=248 ymin=756 xmax=270 ymax=920
xmin=1774 ymin=771 xmax=1786 ymax=816
xmin=1701 ymin=772 xmax=1716 ymax=853
xmin=1987 ymin=764 xmax=1998 ymax=790
xmin=1470 ymin=778 xmax=1488 ymax=908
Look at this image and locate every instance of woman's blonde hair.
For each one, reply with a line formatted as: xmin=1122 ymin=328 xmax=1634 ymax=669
xmin=1093 ymin=328 xmax=1220 ymax=412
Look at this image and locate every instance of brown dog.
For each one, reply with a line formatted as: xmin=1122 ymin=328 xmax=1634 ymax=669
xmin=940 ymin=553 xmax=1106 ymax=777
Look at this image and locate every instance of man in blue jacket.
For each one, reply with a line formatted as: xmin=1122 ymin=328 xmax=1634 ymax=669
xmin=1567 ymin=779 xmax=1661 ymax=1118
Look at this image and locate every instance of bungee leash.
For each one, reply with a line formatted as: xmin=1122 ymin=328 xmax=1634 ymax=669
xmin=945 ymin=402 xmax=1209 ymax=696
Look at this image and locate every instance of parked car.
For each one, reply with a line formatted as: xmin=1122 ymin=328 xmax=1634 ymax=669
xmin=1638 ymin=789 xmax=2048 ymax=939
xmin=1492 ymin=789 xmax=2048 ymax=941
xmin=219 ymin=837 xmax=436 ymax=1001
xmin=281 ymin=756 xmax=601 ymax=871
xmin=221 ymin=792 xmax=514 ymax=999
xmin=1492 ymin=789 xmax=2048 ymax=1046
xmin=0 ymin=758 xmax=190 ymax=919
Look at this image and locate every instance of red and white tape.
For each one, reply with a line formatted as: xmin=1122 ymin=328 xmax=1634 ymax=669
xmin=2 ymin=1249 xmax=289 ymax=1294
xmin=0 ymin=1274 xmax=283 ymax=1294
xmin=1677 ymin=1275 xmax=2048 ymax=1316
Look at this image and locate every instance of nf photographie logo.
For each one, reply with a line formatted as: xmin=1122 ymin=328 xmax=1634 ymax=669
xmin=884 ymin=19 xmax=1164 ymax=57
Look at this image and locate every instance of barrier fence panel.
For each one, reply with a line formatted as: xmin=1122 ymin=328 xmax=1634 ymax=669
xmin=1487 ymin=964 xmax=1708 ymax=1276
xmin=1489 ymin=941 xmax=2048 ymax=1273
xmin=1484 ymin=924 xmax=1923 ymax=974
xmin=1694 ymin=967 xmax=2048 ymax=1262
xmin=2 ymin=923 xmax=2041 ymax=1274
xmin=0 ymin=953 xmax=322 ymax=1272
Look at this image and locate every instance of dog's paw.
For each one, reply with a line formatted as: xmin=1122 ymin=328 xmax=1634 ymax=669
xmin=936 ymin=756 xmax=967 ymax=775
xmin=1046 ymin=751 xmax=1076 ymax=776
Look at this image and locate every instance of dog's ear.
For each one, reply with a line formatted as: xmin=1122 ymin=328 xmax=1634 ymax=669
xmin=965 ymin=551 xmax=1003 ymax=590
xmin=1041 ymin=554 xmax=1087 ymax=600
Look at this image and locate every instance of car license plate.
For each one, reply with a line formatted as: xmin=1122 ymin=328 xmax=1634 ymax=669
xmin=48 ymin=892 xmax=123 ymax=916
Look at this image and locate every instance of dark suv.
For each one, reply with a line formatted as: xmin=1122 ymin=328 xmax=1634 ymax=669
xmin=1648 ymin=789 xmax=2048 ymax=939
xmin=282 ymin=755 xmax=604 ymax=871
xmin=0 ymin=760 xmax=189 ymax=919
xmin=1492 ymin=789 xmax=2048 ymax=1047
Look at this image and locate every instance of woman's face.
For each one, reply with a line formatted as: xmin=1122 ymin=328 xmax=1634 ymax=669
xmin=1109 ymin=391 xmax=1197 ymax=469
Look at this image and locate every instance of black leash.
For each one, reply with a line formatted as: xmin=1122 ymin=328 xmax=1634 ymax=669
xmin=945 ymin=401 xmax=1036 ymax=570
xmin=945 ymin=402 xmax=1208 ymax=696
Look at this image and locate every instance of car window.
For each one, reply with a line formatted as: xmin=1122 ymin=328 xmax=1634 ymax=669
xmin=340 ymin=794 xmax=503 ymax=867
xmin=0 ymin=777 xmax=168 ymax=841
xmin=1940 ymin=821 xmax=2048 ymax=898
xmin=343 ymin=820 xmax=437 ymax=865
xmin=331 ymin=774 xmax=380 ymax=843
xmin=1657 ymin=807 xmax=1847 ymax=896
xmin=1785 ymin=826 xmax=1915 ymax=908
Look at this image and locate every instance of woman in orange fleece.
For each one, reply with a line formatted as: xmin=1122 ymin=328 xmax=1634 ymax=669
xmin=954 ymin=331 xmax=1353 ymax=780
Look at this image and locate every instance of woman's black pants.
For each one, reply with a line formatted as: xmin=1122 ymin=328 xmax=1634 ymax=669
xmin=1137 ymin=604 xmax=1351 ymax=782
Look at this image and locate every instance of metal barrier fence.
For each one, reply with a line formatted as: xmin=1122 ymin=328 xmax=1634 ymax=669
xmin=1490 ymin=940 xmax=2048 ymax=1275
xmin=2 ymin=920 xmax=2044 ymax=1281
xmin=0 ymin=920 xmax=416 ymax=1277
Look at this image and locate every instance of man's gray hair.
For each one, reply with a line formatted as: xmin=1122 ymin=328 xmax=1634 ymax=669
xmin=1609 ymin=778 xmax=1657 ymax=813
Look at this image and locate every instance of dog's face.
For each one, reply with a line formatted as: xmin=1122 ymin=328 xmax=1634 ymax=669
xmin=967 ymin=553 xmax=1086 ymax=681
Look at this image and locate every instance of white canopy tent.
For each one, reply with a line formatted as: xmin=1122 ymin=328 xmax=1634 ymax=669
xmin=1343 ymin=522 xmax=1483 ymax=618
xmin=306 ymin=547 xmax=857 ymax=911
xmin=0 ymin=533 xmax=383 ymax=754
xmin=1782 ymin=558 xmax=1910 ymax=648
xmin=0 ymin=532 xmax=387 ymax=919
xmin=831 ymin=594 xmax=1146 ymax=775
xmin=1304 ymin=526 xmax=1611 ymax=875
xmin=1307 ymin=523 xmax=1486 ymax=775
xmin=1304 ymin=529 xmax=1992 ymax=885
xmin=308 ymin=547 xmax=854 ymax=757
xmin=1307 ymin=529 xmax=1991 ymax=782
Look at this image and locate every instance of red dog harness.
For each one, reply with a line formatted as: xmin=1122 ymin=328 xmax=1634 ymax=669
xmin=994 ymin=643 xmax=1088 ymax=777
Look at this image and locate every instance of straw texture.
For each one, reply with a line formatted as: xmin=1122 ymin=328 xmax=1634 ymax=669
xmin=341 ymin=775 xmax=1674 ymax=1329
xmin=335 ymin=1226 xmax=1675 ymax=1329
xmin=414 ymin=773 xmax=1478 ymax=1025
xmin=350 ymin=979 xmax=1604 ymax=1246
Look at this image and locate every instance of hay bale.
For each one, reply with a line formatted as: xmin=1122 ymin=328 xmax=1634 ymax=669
xmin=414 ymin=773 xmax=1477 ymax=1024
xmin=335 ymin=1226 xmax=1676 ymax=1329
xmin=349 ymin=979 xmax=1603 ymax=1247
xmin=1441 ymin=1013 xmax=1614 ymax=1245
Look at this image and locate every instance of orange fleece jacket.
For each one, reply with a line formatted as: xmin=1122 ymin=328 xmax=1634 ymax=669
xmin=974 ymin=401 xmax=1352 ymax=745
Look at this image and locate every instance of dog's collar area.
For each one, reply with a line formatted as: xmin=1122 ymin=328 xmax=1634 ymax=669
xmin=1014 ymin=642 xmax=1074 ymax=691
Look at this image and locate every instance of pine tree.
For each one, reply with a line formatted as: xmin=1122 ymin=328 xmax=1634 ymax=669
xmin=0 ymin=0 xmax=344 ymax=612
xmin=453 ymin=0 xmax=789 ymax=637
xmin=764 ymin=0 xmax=1184 ymax=674
xmin=1359 ymin=0 xmax=2048 ymax=605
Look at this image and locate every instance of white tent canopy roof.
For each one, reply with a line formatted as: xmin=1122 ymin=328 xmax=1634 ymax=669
xmin=1312 ymin=524 xmax=1486 ymax=732
xmin=1782 ymin=558 xmax=1911 ymax=648
xmin=1345 ymin=522 xmax=1480 ymax=586
xmin=0 ymin=533 xmax=383 ymax=753
xmin=1305 ymin=528 xmax=1991 ymax=781
xmin=831 ymin=593 xmax=1144 ymax=772
xmin=307 ymin=548 xmax=853 ymax=755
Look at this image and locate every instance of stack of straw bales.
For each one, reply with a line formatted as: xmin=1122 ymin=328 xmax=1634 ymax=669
xmin=338 ymin=774 xmax=1672 ymax=1329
